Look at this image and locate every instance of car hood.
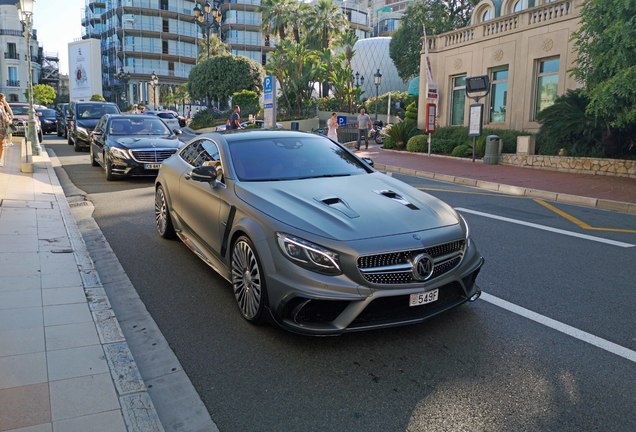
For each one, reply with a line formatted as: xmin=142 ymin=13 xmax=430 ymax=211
xmin=108 ymin=136 xmax=181 ymax=150
xmin=76 ymin=119 xmax=99 ymax=129
xmin=234 ymin=172 xmax=459 ymax=241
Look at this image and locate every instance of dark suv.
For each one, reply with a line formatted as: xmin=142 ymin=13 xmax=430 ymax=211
xmin=67 ymin=101 xmax=120 ymax=151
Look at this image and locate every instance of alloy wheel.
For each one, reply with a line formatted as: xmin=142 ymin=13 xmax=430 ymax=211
xmin=231 ymin=238 xmax=264 ymax=322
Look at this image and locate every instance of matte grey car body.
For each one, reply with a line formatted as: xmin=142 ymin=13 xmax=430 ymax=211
xmin=154 ymin=131 xmax=483 ymax=335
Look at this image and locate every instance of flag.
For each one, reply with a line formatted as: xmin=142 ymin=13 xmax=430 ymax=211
xmin=423 ymin=24 xmax=433 ymax=83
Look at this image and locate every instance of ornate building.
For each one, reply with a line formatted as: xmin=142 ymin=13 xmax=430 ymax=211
xmin=418 ymin=0 xmax=582 ymax=132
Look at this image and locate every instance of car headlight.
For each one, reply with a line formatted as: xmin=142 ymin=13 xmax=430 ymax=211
xmin=276 ymin=233 xmax=341 ymax=275
xmin=76 ymin=126 xmax=88 ymax=136
xmin=109 ymin=147 xmax=130 ymax=159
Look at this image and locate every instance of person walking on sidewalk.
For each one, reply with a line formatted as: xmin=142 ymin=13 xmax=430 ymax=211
xmin=327 ymin=112 xmax=339 ymax=142
xmin=0 ymin=93 xmax=15 ymax=166
xmin=230 ymin=105 xmax=243 ymax=129
xmin=355 ymin=107 xmax=372 ymax=150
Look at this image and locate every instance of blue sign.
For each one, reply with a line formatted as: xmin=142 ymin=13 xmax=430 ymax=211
xmin=264 ymin=76 xmax=273 ymax=94
xmin=264 ymin=103 xmax=273 ymax=109
xmin=337 ymin=116 xmax=347 ymax=126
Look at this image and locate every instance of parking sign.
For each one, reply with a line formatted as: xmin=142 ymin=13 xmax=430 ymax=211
xmin=337 ymin=116 xmax=347 ymax=126
xmin=264 ymin=76 xmax=273 ymax=94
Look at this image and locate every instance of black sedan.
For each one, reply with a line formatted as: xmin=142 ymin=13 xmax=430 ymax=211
xmin=89 ymin=114 xmax=184 ymax=181
xmin=36 ymin=108 xmax=58 ymax=134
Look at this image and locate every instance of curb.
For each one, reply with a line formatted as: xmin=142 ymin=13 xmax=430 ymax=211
xmin=42 ymin=149 xmax=165 ymax=432
xmin=375 ymin=163 xmax=636 ymax=215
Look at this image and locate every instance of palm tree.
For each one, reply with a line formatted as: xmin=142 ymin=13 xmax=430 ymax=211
xmin=173 ymin=83 xmax=191 ymax=117
xmin=260 ymin=0 xmax=295 ymax=41
xmin=196 ymin=34 xmax=229 ymax=63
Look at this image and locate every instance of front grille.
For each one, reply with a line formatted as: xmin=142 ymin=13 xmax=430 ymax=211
xmin=358 ymin=240 xmax=465 ymax=285
xmin=130 ymin=149 xmax=177 ymax=163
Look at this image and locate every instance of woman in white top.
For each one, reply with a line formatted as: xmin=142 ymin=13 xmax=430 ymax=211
xmin=0 ymin=93 xmax=14 ymax=166
xmin=327 ymin=112 xmax=339 ymax=142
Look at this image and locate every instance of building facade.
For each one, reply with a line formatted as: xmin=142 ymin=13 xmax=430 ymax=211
xmin=0 ymin=0 xmax=42 ymax=103
xmin=418 ymin=0 xmax=582 ymax=133
xmin=369 ymin=0 xmax=413 ymax=37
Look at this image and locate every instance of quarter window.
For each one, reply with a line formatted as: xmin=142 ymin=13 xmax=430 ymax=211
xmin=535 ymin=57 xmax=560 ymax=119
xmin=180 ymin=139 xmax=223 ymax=179
xmin=489 ymin=67 xmax=508 ymax=123
xmin=450 ymin=75 xmax=466 ymax=126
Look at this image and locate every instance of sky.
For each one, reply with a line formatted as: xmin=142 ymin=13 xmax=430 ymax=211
xmin=33 ymin=0 xmax=85 ymax=75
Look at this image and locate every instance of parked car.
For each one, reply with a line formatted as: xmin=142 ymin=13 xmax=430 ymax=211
xmin=89 ymin=114 xmax=183 ymax=181
xmin=143 ymin=110 xmax=181 ymax=132
xmin=35 ymin=108 xmax=57 ymax=134
xmin=154 ymin=130 xmax=483 ymax=335
xmin=8 ymin=103 xmax=43 ymax=143
xmin=56 ymin=103 xmax=69 ymax=137
xmin=67 ymin=101 xmax=120 ymax=151
xmin=240 ymin=120 xmax=283 ymax=129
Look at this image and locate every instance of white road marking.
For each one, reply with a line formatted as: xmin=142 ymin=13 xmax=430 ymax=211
xmin=480 ymin=292 xmax=636 ymax=363
xmin=455 ymin=207 xmax=635 ymax=248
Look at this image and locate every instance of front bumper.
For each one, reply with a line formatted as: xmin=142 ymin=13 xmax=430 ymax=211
xmin=259 ymin=233 xmax=485 ymax=336
xmin=107 ymin=148 xmax=178 ymax=178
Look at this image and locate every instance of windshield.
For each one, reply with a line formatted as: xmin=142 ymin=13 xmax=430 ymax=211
xmin=109 ymin=117 xmax=170 ymax=136
xmin=37 ymin=109 xmax=56 ymax=117
xmin=77 ymin=104 xmax=119 ymax=119
xmin=229 ymin=136 xmax=370 ymax=182
xmin=156 ymin=112 xmax=176 ymax=119
xmin=9 ymin=105 xmax=29 ymax=115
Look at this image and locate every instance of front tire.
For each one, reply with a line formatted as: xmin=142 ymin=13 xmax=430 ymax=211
xmin=375 ymin=133 xmax=384 ymax=145
xmin=90 ymin=145 xmax=99 ymax=167
xmin=231 ymin=236 xmax=268 ymax=324
xmin=104 ymin=154 xmax=116 ymax=181
xmin=154 ymin=185 xmax=176 ymax=239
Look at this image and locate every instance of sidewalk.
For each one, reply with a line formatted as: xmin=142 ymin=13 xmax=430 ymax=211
xmin=0 ymin=140 xmax=163 ymax=432
xmin=355 ymin=143 xmax=636 ymax=213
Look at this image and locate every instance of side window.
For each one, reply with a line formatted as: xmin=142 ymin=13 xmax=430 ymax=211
xmin=179 ymin=140 xmax=205 ymax=166
xmin=180 ymin=139 xmax=224 ymax=183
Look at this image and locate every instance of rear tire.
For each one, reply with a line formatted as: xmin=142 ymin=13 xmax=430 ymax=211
xmin=231 ymin=236 xmax=268 ymax=324
xmin=74 ymin=138 xmax=82 ymax=152
xmin=67 ymin=132 xmax=73 ymax=145
xmin=375 ymin=133 xmax=384 ymax=145
xmin=154 ymin=185 xmax=176 ymax=239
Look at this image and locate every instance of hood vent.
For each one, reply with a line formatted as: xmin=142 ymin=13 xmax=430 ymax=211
xmin=376 ymin=190 xmax=419 ymax=210
xmin=316 ymin=196 xmax=359 ymax=219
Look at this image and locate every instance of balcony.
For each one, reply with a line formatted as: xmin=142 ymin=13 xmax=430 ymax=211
xmin=426 ymin=0 xmax=580 ymax=52
xmin=4 ymin=52 xmax=20 ymax=60
xmin=6 ymin=80 xmax=20 ymax=87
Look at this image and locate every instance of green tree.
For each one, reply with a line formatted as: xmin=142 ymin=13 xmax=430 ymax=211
xmin=571 ymin=0 xmax=636 ymax=155
xmin=260 ymin=0 xmax=296 ymax=41
xmin=189 ymin=55 xmax=264 ymax=108
xmin=90 ymin=94 xmax=106 ymax=102
xmin=389 ymin=0 xmax=479 ymax=81
xmin=29 ymin=84 xmax=56 ymax=105
xmin=196 ymin=34 xmax=229 ymax=63
xmin=232 ymin=90 xmax=261 ymax=118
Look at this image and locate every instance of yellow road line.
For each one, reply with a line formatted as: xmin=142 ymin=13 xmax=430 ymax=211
xmin=534 ymin=199 xmax=636 ymax=234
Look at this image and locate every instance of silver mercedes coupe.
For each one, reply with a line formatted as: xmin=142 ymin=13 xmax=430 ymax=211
xmin=154 ymin=130 xmax=483 ymax=335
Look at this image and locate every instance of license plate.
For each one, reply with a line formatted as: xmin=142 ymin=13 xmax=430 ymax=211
xmin=409 ymin=289 xmax=439 ymax=307
xmin=144 ymin=163 xmax=161 ymax=170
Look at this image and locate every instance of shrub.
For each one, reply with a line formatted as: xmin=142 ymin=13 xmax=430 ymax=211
xmin=451 ymin=144 xmax=473 ymax=157
xmin=232 ymin=90 xmax=261 ymax=118
xmin=382 ymin=136 xmax=396 ymax=149
xmin=431 ymin=138 xmax=458 ymax=154
xmin=406 ymin=134 xmax=427 ymax=152
xmin=189 ymin=108 xmax=227 ymax=130
xmin=384 ymin=121 xmax=417 ymax=149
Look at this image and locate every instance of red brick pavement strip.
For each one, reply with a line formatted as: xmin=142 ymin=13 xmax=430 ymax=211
xmin=352 ymin=144 xmax=636 ymax=214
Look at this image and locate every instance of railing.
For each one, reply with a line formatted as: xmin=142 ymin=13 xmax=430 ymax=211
xmin=4 ymin=52 xmax=20 ymax=60
xmin=430 ymin=0 xmax=577 ymax=51
xmin=6 ymin=80 xmax=20 ymax=87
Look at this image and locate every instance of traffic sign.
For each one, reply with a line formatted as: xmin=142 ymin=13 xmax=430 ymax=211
xmin=264 ymin=76 xmax=273 ymax=94
xmin=337 ymin=116 xmax=347 ymax=126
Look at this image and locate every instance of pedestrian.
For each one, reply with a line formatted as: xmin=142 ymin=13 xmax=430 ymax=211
xmin=229 ymin=105 xmax=243 ymax=129
xmin=132 ymin=104 xmax=139 ymax=114
xmin=0 ymin=93 xmax=15 ymax=167
xmin=355 ymin=107 xmax=372 ymax=150
xmin=327 ymin=112 xmax=339 ymax=142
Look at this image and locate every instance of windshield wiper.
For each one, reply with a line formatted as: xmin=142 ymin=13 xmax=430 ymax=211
xmin=303 ymin=173 xmax=353 ymax=179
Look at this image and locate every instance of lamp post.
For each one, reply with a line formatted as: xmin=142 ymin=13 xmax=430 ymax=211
xmin=373 ymin=68 xmax=382 ymax=121
xmin=149 ymin=71 xmax=159 ymax=110
xmin=16 ymin=0 xmax=40 ymax=155
xmin=193 ymin=1 xmax=222 ymax=59
xmin=115 ymin=67 xmax=131 ymax=109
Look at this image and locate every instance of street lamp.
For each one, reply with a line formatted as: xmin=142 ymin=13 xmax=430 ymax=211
xmin=373 ymin=68 xmax=382 ymax=121
xmin=193 ymin=1 xmax=222 ymax=59
xmin=355 ymin=71 xmax=364 ymax=89
xmin=150 ymin=71 xmax=159 ymax=110
xmin=115 ymin=67 xmax=131 ymax=109
xmin=15 ymin=0 xmax=40 ymax=156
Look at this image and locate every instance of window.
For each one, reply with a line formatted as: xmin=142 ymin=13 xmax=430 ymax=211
xmin=481 ymin=8 xmax=493 ymax=22
xmin=162 ymin=40 xmax=168 ymax=54
xmin=450 ymin=75 xmax=466 ymax=126
xmin=513 ymin=0 xmax=528 ymax=12
xmin=160 ymin=0 xmax=168 ymax=11
xmin=6 ymin=42 xmax=18 ymax=59
xmin=489 ymin=67 xmax=508 ymax=123
xmin=8 ymin=67 xmax=18 ymax=86
xmin=162 ymin=19 xmax=169 ymax=33
xmin=535 ymin=57 xmax=560 ymax=119
xmin=180 ymin=139 xmax=222 ymax=177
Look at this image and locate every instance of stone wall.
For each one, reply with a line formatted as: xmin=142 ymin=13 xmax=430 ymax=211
xmin=500 ymin=154 xmax=636 ymax=178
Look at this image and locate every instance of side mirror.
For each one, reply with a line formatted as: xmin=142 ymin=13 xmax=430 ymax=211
xmin=173 ymin=129 xmax=182 ymax=135
xmin=189 ymin=165 xmax=218 ymax=184
xmin=361 ymin=157 xmax=374 ymax=167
